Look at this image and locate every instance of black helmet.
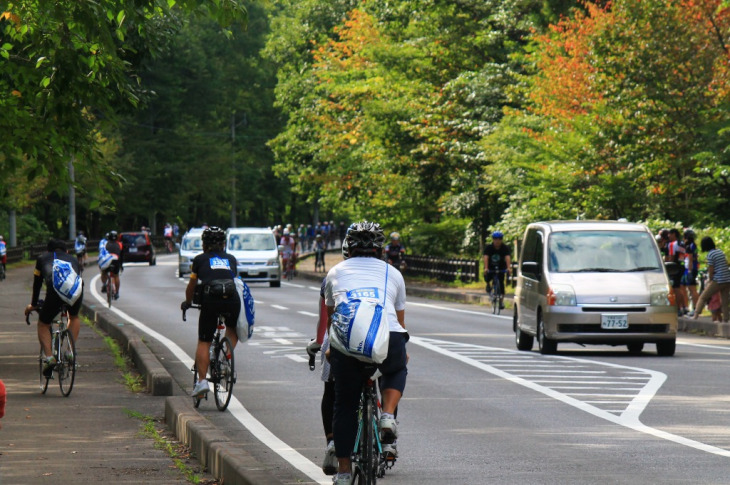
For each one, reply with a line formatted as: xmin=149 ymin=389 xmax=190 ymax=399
xmin=345 ymin=221 xmax=385 ymax=252
xmin=109 ymin=230 xmax=118 ymax=240
xmin=202 ymin=226 xmax=226 ymax=245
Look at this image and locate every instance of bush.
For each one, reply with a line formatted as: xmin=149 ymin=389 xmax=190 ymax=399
xmin=0 ymin=212 xmax=52 ymax=246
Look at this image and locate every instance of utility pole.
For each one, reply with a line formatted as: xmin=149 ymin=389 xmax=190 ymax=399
xmin=231 ymin=113 xmax=237 ymax=227
xmin=69 ymin=156 xmax=76 ymax=240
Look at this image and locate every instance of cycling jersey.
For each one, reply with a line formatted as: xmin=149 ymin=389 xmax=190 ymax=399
xmin=484 ymin=243 xmax=511 ymax=272
xmin=280 ymin=236 xmax=296 ymax=257
xmin=191 ymin=251 xmax=240 ymax=342
xmin=104 ymin=240 xmax=123 ymax=274
xmin=0 ymin=240 xmax=6 ymax=257
xmin=384 ymin=243 xmax=405 ymax=266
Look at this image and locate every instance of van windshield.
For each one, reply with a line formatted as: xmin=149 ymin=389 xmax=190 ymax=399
xmin=548 ymin=230 xmax=662 ymax=273
xmin=182 ymin=236 xmax=202 ymax=251
xmin=228 ymin=233 xmax=276 ymax=251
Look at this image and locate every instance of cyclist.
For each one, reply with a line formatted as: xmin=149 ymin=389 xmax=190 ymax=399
xmin=164 ymin=223 xmax=174 ymax=253
xmin=24 ymin=239 xmax=84 ymax=376
xmin=0 ymin=235 xmax=6 ymax=274
xmin=181 ymin=226 xmax=241 ymax=398
xmin=314 ymin=234 xmax=326 ymax=271
xmin=325 ymin=221 xmax=408 ymax=485
xmin=74 ymin=230 xmax=88 ymax=268
xmin=384 ymin=231 xmax=406 ymax=270
xmin=483 ymin=231 xmax=512 ymax=310
xmin=101 ymin=230 xmax=123 ymax=300
xmin=280 ymin=228 xmax=297 ymax=275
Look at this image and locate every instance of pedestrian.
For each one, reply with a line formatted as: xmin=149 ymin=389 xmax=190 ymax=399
xmin=692 ymin=236 xmax=730 ymax=322
xmin=681 ymin=229 xmax=700 ymax=315
xmin=666 ymin=229 xmax=686 ymax=316
xmin=708 ymin=291 xmax=722 ymax=322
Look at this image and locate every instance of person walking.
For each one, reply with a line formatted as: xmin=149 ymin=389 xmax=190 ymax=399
xmin=692 ymin=236 xmax=730 ymax=322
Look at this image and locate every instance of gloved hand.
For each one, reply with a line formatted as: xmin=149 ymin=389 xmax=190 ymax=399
xmin=181 ymin=301 xmax=192 ymax=312
xmin=306 ymin=339 xmax=321 ymax=357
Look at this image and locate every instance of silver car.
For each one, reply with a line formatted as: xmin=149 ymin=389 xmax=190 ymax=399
xmin=513 ymin=221 xmax=679 ymax=356
xmin=178 ymin=228 xmax=204 ymax=276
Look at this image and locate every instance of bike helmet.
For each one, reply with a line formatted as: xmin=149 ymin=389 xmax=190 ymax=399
xmin=492 ymin=231 xmax=504 ymax=239
xmin=390 ymin=232 xmax=400 ymax=241
xmin=344 ymin=221 xmax=385 ymax=252
xmin=202 ymin=226 xmax=226 ymax=245
xmin=109 ymin=230 xmax=118 ymax=240
xmin=283 ymin=228 xmax=290 ymax=236
xmin=684 ymin=229 xmax=696 ymax=240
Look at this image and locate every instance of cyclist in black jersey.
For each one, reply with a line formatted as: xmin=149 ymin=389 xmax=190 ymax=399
xmin=483 ymin=231 xmax=512 ymax=309
xmin=101 ymin=230 xmax=123 ymax=300
xmin=181 ymin=226 xmax=241 ymax=398
xmin=384 ymin=232 xmax=406 ymax=270
xmin=24 ymin=239 xmax=84 ymax=374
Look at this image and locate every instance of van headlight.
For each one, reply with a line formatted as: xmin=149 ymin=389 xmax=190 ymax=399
xmin=547 ymin=285 xmax=577 ymax=306
xmin=267 ymin=257 xmax=279 ymax=266
xmin=650 ymin=284 xmax=671 ymax=306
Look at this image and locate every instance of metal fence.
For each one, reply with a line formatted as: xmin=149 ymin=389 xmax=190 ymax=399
xmin=6 ymin=236 xmax=168 ymax=264
xmin=403 ymin=254 xmax=480 ymax=283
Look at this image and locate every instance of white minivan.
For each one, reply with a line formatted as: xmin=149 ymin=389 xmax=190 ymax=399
xmin=226 ymin=227 xmax=281 ymax=287
xmin=513 ymin=221 xmax=680 ymax=356
xmin=178 ymin=227 xmax=204 ymax=276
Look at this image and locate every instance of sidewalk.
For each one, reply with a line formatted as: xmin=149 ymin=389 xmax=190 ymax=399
xmin=0 ymin=265 xmax=214 ymax=484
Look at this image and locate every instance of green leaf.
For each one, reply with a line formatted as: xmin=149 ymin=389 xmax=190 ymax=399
xmin=116 ymin=10 xmax=126 ymax=26
xmin=40 ymin=77 xmax=51 ymax=88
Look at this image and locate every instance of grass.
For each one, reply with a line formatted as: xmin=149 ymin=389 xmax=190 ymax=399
xmin=82 ymin=315 xmax=145 ymax=392
xmin=125 ymin=409 xmax=207 ymax=484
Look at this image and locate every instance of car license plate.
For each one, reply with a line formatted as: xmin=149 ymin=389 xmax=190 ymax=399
xmin=601 ymin=314 xmax=628 ymax=329
xmin=247 ymin=269 xmax=259 ymax=276
xmin=129 ymin=247 xmax=137 ymax=253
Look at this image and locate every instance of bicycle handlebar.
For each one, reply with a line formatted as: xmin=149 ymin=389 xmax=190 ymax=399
xmin=25 ymin=299 xmax=44 ymax=325
xmin=181 ymin=303 xmax=202 ymax=322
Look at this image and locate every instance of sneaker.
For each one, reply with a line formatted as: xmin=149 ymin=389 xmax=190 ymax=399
xmin=322 ymin=440 xmax=337 ymax=475
xmin=43 ymin=356 xmax=57 ymax=377
xmin=191 ymin=379 xmax=210 ymax=397
xmin=379 ymin=416 xmax=398 ymax=444
xmin=333 ymin=473 xmax=351 ymax=485
xmin=101 ymin=284 xmax=107 ymax=293
xmin=114 ymin=292 xmax=119 ymax=300
xmin=382 ymin=443 xmax=398 ymax=460
xmin=687 ymin=310 xmax=695 ymax=317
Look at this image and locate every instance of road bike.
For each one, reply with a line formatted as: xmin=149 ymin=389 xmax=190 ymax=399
xmin=283 ymin=255 xmax=296 ymax=281
xmin=27 ymin=300 xmax=77 ymax=397
xmin=183 ymin=304 xmax=236 ymax=411
xmin=487 ymin=270 xmax=506 ymax=315
xmin=105 ymin=270 xmax=116 ymax=308
xmin=0 ymin=262 xmax=5 ymax=281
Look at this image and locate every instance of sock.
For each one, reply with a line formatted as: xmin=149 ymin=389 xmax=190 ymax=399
xmin=381 ymin=412 xmax=394 ymax=420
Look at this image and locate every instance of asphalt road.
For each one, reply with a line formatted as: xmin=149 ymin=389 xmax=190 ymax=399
xmin=86 ymin=255 xmax=730 ymax=484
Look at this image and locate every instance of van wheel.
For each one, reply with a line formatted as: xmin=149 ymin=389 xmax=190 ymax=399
xmin=537 ymin=313 xmax=557 ymax=355
xmin=515 ymin=310 xmax=533 ymax=351
xmin=270 ymin=281 xmax=281 ymax=288
xmin=627 ymin=343 xmax=644 ymax=354
xmin=656 ymin=340 xmax=676 ymax=356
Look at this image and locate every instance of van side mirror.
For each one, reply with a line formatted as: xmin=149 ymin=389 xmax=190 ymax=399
xmin=521 ymin=261 xmax=541 ymax=279
xmin=664 ymin=261 xmax=683 ymax=277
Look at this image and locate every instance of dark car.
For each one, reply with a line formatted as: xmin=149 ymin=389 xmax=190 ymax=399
xmin=120 ymin=232 xmax=156 ymax=266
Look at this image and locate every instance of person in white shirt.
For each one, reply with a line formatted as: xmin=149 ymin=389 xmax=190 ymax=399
xmin=325 ymin=221 xmax=408 ymax=485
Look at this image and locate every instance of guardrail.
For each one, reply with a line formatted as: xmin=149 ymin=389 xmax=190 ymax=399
xmin=403 ymin=254 xmax=480 ymax=283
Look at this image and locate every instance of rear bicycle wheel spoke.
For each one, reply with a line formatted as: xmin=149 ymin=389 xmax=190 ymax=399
xmin=58 ymin=331 xmax=76 ymax=396
xmin=214 ymin=337 xmax=235 ymax=411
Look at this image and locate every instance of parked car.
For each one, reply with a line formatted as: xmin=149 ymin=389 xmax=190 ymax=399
xmin=120 ymin=231 xmax=156 ymax=266
xmin=178 ymin=228 xmax=205 ymax=277
xmin=513 ymin=221 xmax=680 ymax=356
xmin=226 ymin=227 xmax=281 ymax=287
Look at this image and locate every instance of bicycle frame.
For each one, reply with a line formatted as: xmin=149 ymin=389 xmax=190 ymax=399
xmin=27 ymin=302 xmax=76 ymax=396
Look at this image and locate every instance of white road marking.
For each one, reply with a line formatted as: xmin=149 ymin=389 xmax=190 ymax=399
xmin=411 ymin=336 xmax=730 ymax=458
xmin=308 ymin=286 xmax=321 ymax=291
xmin=409 ymin=301 xmax=512 ymax=319
xmin=271 ymin=305 xmax=289 ymax=310
xmin=286 ymin=354 xmax=309 ymax=363
xmin=273 ymin=338 xmax=293 ymax=345
xmin=88 ymin=275 xmax=330 ymax=484
xmin=282 ymin=282 xmax=305 ymax=288
xmin=298 ymin=311 xmax=318 ymax=317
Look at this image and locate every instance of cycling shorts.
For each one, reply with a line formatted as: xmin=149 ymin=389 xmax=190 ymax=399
xmin=486 ymin=270 xmax=507 ymax=296
xmin=198 ymin=297 xmax=241 ymax=342
xmin=681 ymin=270 xmax=698 ymax=286
xmin=39 ymin=286 xmax=83 ymax=324
xmin=103 ymin=260 xmax=121 ymax=275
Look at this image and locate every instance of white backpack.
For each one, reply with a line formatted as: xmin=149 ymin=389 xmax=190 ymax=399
xmin=52 ymin=254 xmax=83 ymax=305
xmin=329 ymin=265 xmax=390 ymax=363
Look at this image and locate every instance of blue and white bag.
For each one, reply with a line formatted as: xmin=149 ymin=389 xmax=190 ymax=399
xmin=234 ymin=277 xmax=255 ymax=340
xmin=52 ymin=254 xmax=83 ymax=305
xmin=97 ymin=250 xmax=117 ymax=271
xmin=329 ymin=265 xmax=390 ymax=364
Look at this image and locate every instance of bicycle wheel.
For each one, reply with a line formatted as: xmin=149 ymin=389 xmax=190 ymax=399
xmin=192 ymin=364 xmax=202 ymax=408
xmin=38 ymin=346 xmax=50 ymax=394
xmin=493 ymin=278 xmax=501 ymax=315
xmin=360 ymin=396 xmax=378 ymax=485
xmin=213 ymin=337 xmax=235 ymax=411
xmin=0 ymin=264 xmax=5 ymax=281
xmin=58 ymin=330 xmax=76 ymax=397
xmin=106 ymin=278 xmax=114 ymax=308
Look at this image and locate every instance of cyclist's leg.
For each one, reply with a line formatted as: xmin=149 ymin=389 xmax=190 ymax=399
xmin=101 ymin=269 xmax=108 ymax=289
xmin=377 ymin=332 xmax=408 ymax=437
xmin=486 ymin=270 xmax=494 ymax=293
xmin=330 ymin=348 xmax=363 ymax=474
xmin=195 ymin=304 xmax=218 ymax=382
xmin=37 ymin=292 xmax=61 ymax=358
xmin=67 ymin=293 xmax=84 ymax=343
xmin=223 ymin=297 xmax=242 ymax=350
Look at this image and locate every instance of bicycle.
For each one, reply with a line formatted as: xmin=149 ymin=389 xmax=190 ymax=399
xmin=486 ymin=270 xmax=506 ymax=315
xmin=0 ymin=262 xmax=5 ymax=281
xmin=183 ymin=304 xmax=236 ymax=411
xmin=104 ymin=270 xmax=116 ymax=308
xmin=26 ymin=300 xmax=77 ymax=397
xmin=282 ymin=255 xmax=295 ymax=281
xmin=306 ymin=349 xmax=395 ymax=483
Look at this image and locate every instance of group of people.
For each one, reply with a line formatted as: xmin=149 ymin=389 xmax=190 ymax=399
xmin=656 ymin=229 xmax=730 ymax=322
xmin=274 ymin=221 xmax=349 ymax=253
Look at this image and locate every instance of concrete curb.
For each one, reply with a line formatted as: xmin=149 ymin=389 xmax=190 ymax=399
xmin=84 ymin=302 xmax=173 ymax=396
xmin=165 ymin=396 xmax=285 ymax=485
